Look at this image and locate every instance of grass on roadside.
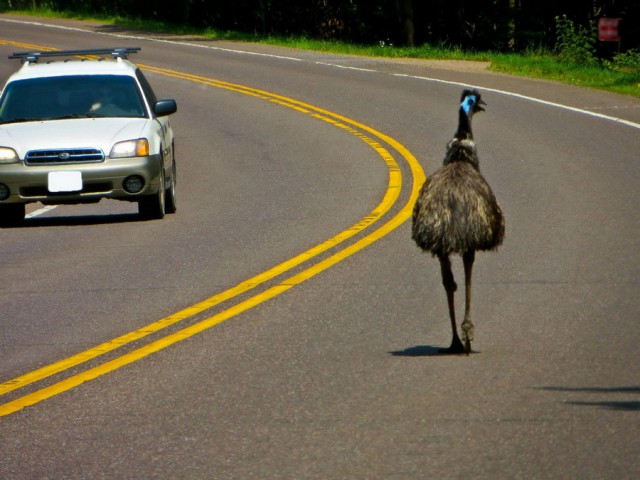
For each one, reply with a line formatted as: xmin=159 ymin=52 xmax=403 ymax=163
xmin=3 ymin=8 xmax=640 ymax=97
xmin=489 ymin=52 xmax=640 ymax=97
xmin=264 ymin=37 xmax=640 ymax=97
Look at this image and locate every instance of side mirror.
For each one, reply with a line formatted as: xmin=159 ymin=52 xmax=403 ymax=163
xmin=154 ymin=99 xmax=177 ymax=117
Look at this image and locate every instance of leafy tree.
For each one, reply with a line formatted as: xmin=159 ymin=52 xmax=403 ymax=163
xmin=555 ymin=14 xmax=598 ymax=65
xmin=1 ymin=0 xmax=638 ymax=52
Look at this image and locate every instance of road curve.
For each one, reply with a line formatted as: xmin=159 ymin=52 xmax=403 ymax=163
xmin=1 ymin=14 xmax=639 ymax=480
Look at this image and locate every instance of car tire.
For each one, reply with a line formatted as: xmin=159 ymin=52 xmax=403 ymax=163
xmin=138 ymin=169 xmax=166 ymax=220
xmin=165 ymin=158 xmax=177 ymax=214
xmin=0 ymin=203 xmax=26 ymax=227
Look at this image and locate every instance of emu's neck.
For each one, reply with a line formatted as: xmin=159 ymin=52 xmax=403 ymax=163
xmin=455 ymin=108 xmax=474 ymax=140
xmin=443 ymin=138 xmax=479 ymax=168
xmin=444 ymin=109 xmax=479 ymax=168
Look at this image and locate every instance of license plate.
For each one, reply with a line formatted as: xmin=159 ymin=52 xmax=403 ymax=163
xmin=48 ymin=171 xmax=83 ymax=193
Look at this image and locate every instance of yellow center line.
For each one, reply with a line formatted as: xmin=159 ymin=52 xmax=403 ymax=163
xmin=0 ymin=40 xmax=59 ymax=51
xmin=0 ymin=76 xmax=399 ymax=396
xmin=0 ymin=42 xmax=426 ymax=416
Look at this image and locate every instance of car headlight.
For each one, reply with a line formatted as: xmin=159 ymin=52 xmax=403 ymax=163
xmin=110 ymin=139 xmax=149 ymax=159
xmin=0 ymin=147 xmax=19 ymax=164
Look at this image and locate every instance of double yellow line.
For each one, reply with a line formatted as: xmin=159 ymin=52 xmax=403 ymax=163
xmin=0 ymin=42 xmax=426 ymax=416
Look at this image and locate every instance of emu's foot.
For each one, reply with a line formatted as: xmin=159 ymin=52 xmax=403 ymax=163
xmin=463 ymin=337 xmax=471 ymax=355
xmin=438 ymin=335 xmax=465 ymax=355
xmin=461 ymin=322 xmax=474 ymax=355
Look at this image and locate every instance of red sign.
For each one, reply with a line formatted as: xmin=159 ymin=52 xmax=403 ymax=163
xmin=598 ymin=18 xmax=621 ymax=42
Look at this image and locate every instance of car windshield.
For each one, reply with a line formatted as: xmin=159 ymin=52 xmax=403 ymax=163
xmin=0 ymin=74 xmax=147 ymax=124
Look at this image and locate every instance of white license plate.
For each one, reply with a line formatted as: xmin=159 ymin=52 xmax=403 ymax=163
xmin=48 ymin=171 xmax=83 ymax=193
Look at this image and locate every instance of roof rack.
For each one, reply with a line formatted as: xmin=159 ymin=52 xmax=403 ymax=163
xmin=9 ymin=47 xmax=141 ymax=64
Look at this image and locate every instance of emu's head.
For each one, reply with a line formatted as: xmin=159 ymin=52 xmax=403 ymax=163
xmin=460 ymin=89 xmax=486 ymax=117
xmin=454 ymin=89 xmax=486 ymax=141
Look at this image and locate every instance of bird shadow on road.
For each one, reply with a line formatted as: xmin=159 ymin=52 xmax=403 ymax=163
xmin=567 ymin=400 xmax=640 ymax=411
xmin=389 ymin=345 xmax=479 ymax=357
xmin=538 ymin=386 xmax=640 ymax=412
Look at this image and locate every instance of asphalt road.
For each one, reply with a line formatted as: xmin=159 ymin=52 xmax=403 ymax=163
xmin=1 ymin=14 xmax=639 ymax=480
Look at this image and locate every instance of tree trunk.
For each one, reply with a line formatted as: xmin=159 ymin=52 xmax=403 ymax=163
xmin=396 ymin=0 xmax=415 ymax=47
xmin=258 ymin=0 xmax=268 ymax=34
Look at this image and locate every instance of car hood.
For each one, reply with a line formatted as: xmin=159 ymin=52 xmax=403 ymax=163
xmin=0 ymin=118 xmax=150 ymax=158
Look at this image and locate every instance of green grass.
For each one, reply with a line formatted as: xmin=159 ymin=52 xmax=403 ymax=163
xmin=4 ymin=8 xmax=639 ymax=97
xmin=254 ymin=36 xmax=493 ymax=61
xmin=263 ymin=37 xmax=639 ymax=97
xmin=489 ymin=52 xmax=640 ymax=97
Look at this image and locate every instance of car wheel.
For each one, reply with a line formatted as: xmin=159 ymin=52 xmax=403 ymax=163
xmin=165 ymin=159 xmax=177 ymax=214
xmin=0 ymin=204 xmax=26 ymax=227
xmin=138 ymin=169 xmax=166 ymax=220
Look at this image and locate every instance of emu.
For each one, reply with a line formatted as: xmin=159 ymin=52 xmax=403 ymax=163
xmin=412 ymin=89 xmax=504 ymax=354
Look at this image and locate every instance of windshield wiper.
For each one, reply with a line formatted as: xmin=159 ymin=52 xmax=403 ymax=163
xmin=0 ymin=114 xmax=109 ymax=124
xmin=0 ymin=117 xmax=41 ymax=125
xmin=51 ymin=113 xmax=108 ymax=120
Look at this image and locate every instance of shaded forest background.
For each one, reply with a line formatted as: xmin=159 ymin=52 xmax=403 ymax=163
xmin=2 ymin=1 xmax=639 ymax=52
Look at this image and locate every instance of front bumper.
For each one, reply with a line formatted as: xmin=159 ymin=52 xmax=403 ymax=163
xmin=0 ymin=154 xmax=163 ymax=204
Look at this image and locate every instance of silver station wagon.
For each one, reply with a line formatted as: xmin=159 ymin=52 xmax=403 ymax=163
xmin=0 ymin=48 xmax=177 ymax=225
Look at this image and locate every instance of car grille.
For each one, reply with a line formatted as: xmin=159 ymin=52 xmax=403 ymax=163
xmin=25 ymin=148 xmax=105 ymax=166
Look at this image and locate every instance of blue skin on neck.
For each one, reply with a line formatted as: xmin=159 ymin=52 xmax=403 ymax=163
xmin=461 ymin=95 xmax=477 ymax=115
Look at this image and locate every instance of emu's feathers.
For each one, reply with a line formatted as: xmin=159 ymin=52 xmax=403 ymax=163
xmin=412 ymin=160 xmax=504 ymax=255
xmin=411 ymin=90 xmax=504 ymax=256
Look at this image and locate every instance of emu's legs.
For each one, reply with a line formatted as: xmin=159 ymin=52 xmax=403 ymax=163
xmin=461 ymin=250 xmax=476 ymax=354
xmin=438 ymin=254 xmax=464 ymax=353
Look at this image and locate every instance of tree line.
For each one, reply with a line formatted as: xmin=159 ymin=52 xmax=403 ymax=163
xmin=3 ymin=0 xmax=639 ymax=52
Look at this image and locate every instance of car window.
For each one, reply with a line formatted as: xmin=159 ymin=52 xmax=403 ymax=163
xmin=0 ymin=74 xmax=147 ymax=124
xmin=135 ymin=69 xmax=158 ymax=108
